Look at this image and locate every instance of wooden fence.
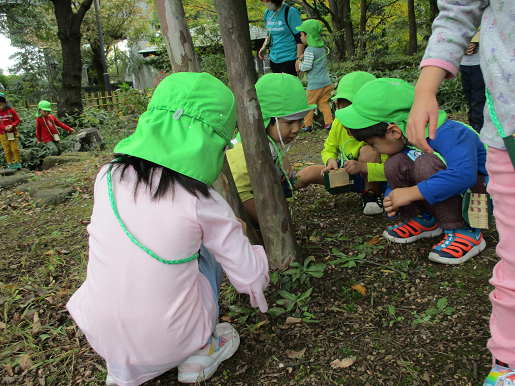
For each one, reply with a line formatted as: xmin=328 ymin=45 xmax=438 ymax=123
xmin=14 ymin=91 xmax=135 ymax=112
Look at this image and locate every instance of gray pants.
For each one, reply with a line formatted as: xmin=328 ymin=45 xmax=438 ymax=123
xmin=45 ymin=141 xmax=62 ymax=156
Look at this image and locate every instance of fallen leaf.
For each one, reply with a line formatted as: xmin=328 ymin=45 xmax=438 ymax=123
xmin=305 ymin=162 xmax=314 ymax=165
xmin=382 ymin=245 xmax=389 ymax=258
xmin=293 ymin=163 xmax=303 ymax=167
xmin=351 ymin=284 xmax=367 ymax=296
xmin=323 ymin=255 xmax=332 ymax=261
xmin=17 ymin=190 xmax=23 ymax=195
xmin=285 ymin=317 xmax=302 ymax=324
xmin=4 ymin=364 xmax=13 ymax=376
xmin=56 ymin=250 xmax=71 ymax=255
xmin=43 ymin=250 xmax=54 ymax=256
xmin=286 ymin=348 xmax=306 ymax=359
xmin=81 ymin=220 xmax=91 ymax=225
xmin=32 ymin=312 xmax=41 ymax=334
xmin=19 ymin=354 xmax=33 ymax=370
xmin=233 ymin=364 xmax=248 ymax=376
xmin=330 ymin=357 xmax=356 ymax=369
xmin=422 ymin=372 xmax=431 ymax=382
xmin=0 ymin=321 xmax=6 ymax=330
xmin=367 ymin=236 xmax=381 ymax=245
xmin=220 ymin=315 xmax=233 ymax=322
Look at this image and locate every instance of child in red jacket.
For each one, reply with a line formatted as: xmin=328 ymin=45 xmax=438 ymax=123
xmin=0 ymin=93 xmax=22 ymax=170
xmin=36 ymin=100 xmax=75 ymax=156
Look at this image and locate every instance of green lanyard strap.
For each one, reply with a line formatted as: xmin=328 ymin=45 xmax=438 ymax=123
xmin=267 ymin=135 xmax=294 ymax=192
xmin=107 ymin=162 xmax=199 ymax=265
xmin=485 ymin=88 xmax=506 ymax=138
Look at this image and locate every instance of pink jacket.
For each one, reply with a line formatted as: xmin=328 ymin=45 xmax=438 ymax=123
xmin=67 ymin=165 xmax=269 ymax=386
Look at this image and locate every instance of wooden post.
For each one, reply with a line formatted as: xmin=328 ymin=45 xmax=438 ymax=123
xmin=213 ymin=0 xmax=300 ymax=269
xmin=153 ymin=0 xmax=258 ymax=243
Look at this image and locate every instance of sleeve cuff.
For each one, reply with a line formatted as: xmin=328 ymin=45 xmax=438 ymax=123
xmin=420 ymin=59 xmax=458 ymax=79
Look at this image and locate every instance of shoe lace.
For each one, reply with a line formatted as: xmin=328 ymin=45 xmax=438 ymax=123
xmin=436 ymin=230 xmax=455 ymax=248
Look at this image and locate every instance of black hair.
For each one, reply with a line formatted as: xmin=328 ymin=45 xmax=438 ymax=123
xmin=269 ymin=117 xmax=276 ymax=126
xmin=348 ymin=122 xmax=389 ymax=142
xmin=336 ymin=98 xmax=351 ymax=109
xmin=271 ymin=0 xmax=283 ymax=6
xmin=109 ymin=154 xmax=212 ymax=201
xmin=0 ymin=96 xmax=6 ymax=104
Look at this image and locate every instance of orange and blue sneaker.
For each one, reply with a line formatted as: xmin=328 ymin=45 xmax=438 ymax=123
xmin=483 ymin=361 xmax=515 ymax=385
xmin=428 ymin=226 xmax=485 ymax=265
xmin=383 ymin=212 xmax=443 ymax=244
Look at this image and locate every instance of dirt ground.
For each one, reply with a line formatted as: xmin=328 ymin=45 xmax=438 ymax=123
xmin=0 ymin=128 xmax=497 ymax=386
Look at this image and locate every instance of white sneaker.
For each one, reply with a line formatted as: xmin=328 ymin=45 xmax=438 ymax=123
xmin=361 ymin=190 xmax=384 ymax=215
xmin=178 ymin=323 xmax=240 ymax=383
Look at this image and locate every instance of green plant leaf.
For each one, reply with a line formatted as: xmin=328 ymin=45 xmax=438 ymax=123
xmin=388 ymin=305 xmax=395 ymax=315
xmin=437 ymin=297 xmax=448 ymax=311
xmin=306 ymin=264 xmax=326 ymax=272
xmin=298 ymin=287 xmax=313 ymax=302
xmin=278 ymin=290 xmax=297 ymax=302
xmin=268 ymin=307 xmax=286 ymax=316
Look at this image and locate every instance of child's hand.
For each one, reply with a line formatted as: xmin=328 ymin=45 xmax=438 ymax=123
xmin=343 ymin=160 xmax=365 ymax=175
xmin=383 ymin=196 xmax=398 ymax=217
xmin=37 ymin=141 xmax=41 ymax=146
xmin=5 ymin=125 xmax=12 ymax=131
xmin=321 ymin=158 xmax=338 ymax=174
xmin=465 ymin=43 xmax=476 ymax=55
xmin=386 ymin=187 xmax=423 ymax=215
xmin=71 ymin=129 xmax=76 ymax=133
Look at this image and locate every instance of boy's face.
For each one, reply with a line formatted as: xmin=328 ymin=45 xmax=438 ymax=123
xmin=364 ymin=125 xmax=405 ymax=156
xmin=0 ymin=102 xmax=6 ymax=111
xmin=300 ymin=32 xmax=307 ymax=45
xmin=41 ymin=110 xmax=51 ymax=117
xmin=266 ymin=118 xmax=302 ymax=144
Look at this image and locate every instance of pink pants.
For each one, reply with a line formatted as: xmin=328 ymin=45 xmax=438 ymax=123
xmin=487 ymin=147 xmax=515 ymax=366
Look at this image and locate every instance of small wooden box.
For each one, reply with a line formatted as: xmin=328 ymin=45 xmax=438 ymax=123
xmin=324 ymin=169 xmax=355 ymax=195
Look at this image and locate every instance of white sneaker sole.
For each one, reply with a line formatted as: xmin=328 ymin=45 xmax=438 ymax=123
xmin=178 ymin=330 xmax=240 ymax=383
xmin=428 ymin=238 xmax=486 ymax=265
xmin=383 ymin=227 xmax=443 ymax=244
xmin=363 ymin=203 xmax=383 ymax=216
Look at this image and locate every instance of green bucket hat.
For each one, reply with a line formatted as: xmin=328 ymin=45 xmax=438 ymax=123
xmin=114 ymin=72 xmax=237 ymax=186
xmin=296 ymin=20 xmax=324 ymax=48
xmin=335 ymin=78 xmax=415 ymax=130
xmin=256 ymin=73 xmax=316 ymax=128
xmin=38 ymin=100 xmax=52 ymax=111
xmin=331 ymin=71 xmax=377 ymax=102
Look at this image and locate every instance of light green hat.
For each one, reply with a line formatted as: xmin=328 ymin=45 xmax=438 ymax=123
xmin=336 ymin=78 xmax=415 ymax=130
xmin=114 ymin=72 xmax=237 ymax=186
xmin=296 ymin=20 xmax=324 ymax=48
xmin=256 ymin=73 xmax=316 ymax=128
xmin=38 ymin=100 xmax=52 ymax=111
xmin=331 ymin=71 xmax=377 ymax=102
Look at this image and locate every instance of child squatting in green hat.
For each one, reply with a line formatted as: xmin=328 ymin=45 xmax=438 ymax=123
xmin=0 ymin=93 xmax=22 ymax=170
xmin=226 ymin=72 xmax=315 ymax=225
xmin=337 ymin=78 xmax=489 ymax=265
xmin=66 ymin=72 xmax=270 ymax=386
xmin=294 ymin=71 xmax=389 ymax=216
xmin=296 ymin=19 xmax=333 ymax=132
xmin=36 ymin=100 xmax=76 ymax=156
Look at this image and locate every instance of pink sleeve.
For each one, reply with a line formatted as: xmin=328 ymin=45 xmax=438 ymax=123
xmin=420 ymin=59 xmax=458 ymax=79
xmin=196 ymin=191 xmax=270 ymax=312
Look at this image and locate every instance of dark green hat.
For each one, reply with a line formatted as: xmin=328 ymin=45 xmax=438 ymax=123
xmin=331 ymin=72 xmax=377 ymax=102
xmin=114 ymin=72 xmax=237 ymax=186
xmin=336 ymin=78 xmax=414 ymax=129
xmin=256 ymin=73 xmax=316 ymax=128
xmin=296 ymin=20 xmax=324 ymax=48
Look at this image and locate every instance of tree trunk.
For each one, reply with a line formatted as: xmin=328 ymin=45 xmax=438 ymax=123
xmin=359 ymin=0 xmax=367 ymax=53
xmin=343 ymin=0 xmax=355 ymax=59
xmin=50 ymin=0 xmax=93 ymax=117
xmin=213 ymin=0 xmax=301 ymax=269
xmin=327 ymin=0 xmax=346 ymax=61
xmin=408 ymin=0 xmax=417 ymax=55
xmin=90 ymin=43 xmax=106 ymax=92
xmin=154 ymin=0 xmax=258 ymax=244
xmin=429 ymin=0 xmax=438 ymax=24
xmin=154 ymin=0 xmax=200 ymax=72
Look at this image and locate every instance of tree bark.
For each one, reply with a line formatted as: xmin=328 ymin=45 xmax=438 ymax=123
xmin=327 ymin=0 xmax=346 ymax=61
xmin=429 ymin=0 xmax=438 ymax=24
xmin=408 ymin=0 xmax=417 ymax=55
xmin=342 ymin=0 xmax=355 ymax=59
xmin=154 ymin=0 xmax=258 ymax=244
xmin=50 ymin=0 xmax=93 ymax=117
xmin=359 ymin=0 xmax=367 ymax=53
xmin=154 ymin=0 xmax=200 ymax=72
xmin=213 ymin=0 xmax=301 ymax=269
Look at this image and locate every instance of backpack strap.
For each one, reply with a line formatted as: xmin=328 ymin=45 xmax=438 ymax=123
xmin=284 ymin=5 xmax=294 ymax=36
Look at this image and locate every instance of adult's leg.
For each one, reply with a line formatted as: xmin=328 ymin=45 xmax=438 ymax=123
xmin=468 ymin=65 xmax=486 ymax=133
xmin=45 ymin=141 xmax=59 ymax=156
xmin=413 ymin=153 xmax=467 ymax=230
xmin=1 ymin=135 xmax=14 ymax=164
xmin=384 ymin=152 xmax=427 ymax=218
xmin=486 ymin=148 xmax=515 ymax=366
xmin=278 ymin=59 xmax=297 ymax=76
xmin=318 ymin=85 xmax=334 ymax=126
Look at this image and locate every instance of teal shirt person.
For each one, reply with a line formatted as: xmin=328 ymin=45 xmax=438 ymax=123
xmin=264 ymin=4 xmax=302 ymax=64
